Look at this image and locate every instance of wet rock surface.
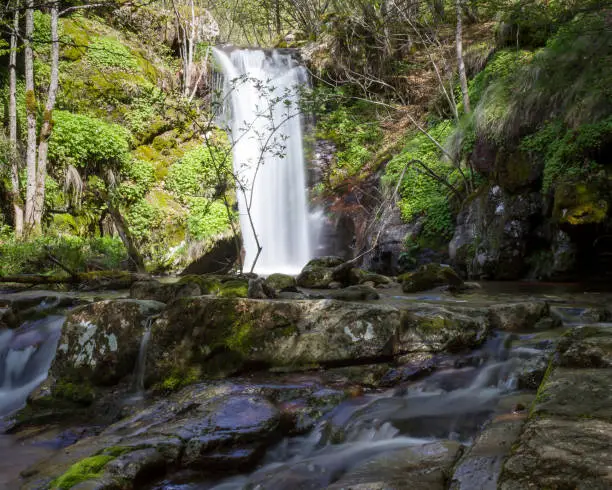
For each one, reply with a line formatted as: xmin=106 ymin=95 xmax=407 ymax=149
xmin=499 ymin=324 xmax=612 ymax=489
xmin=50 ymin=299 xmax=165 ymax=388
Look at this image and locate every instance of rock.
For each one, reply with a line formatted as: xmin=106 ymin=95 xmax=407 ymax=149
xmin=305 ymin=256 xmax=345 ymax=268
xmin=499 ymin=417 xmax=612 ymax=490
xmin=515 ymin=355 xmax=549 ymax=390
xmin=105 ymin=448 xmax=167 ymax=483
xmin=556 ymin=325 xmax=612 ymax=368
xmin=0 ymin=307 xmax=18 ymax=329
xmin=50 ymin=299 xmax=165 ymax=391
xmin=323 ymin=285 xmax=380 ymax=301
xmin=379 ymin=353 xmax=437 ymax=387
xmin=359 ymin=272 xmax=393 ymax=286
xmin=328 ymin=281 xmax=342 ymax=289
xmin=399 ymin=304 xmax=489 ymax=353
xmin=181 ymin=235 xmax=238 ymax=275
xmin=264 ymin=273 xmax=298 ymax=292
xmin=532 ymin=367 xmax=612 ymax=420
xmin=147 ymin=297 xmax=404 ymax=383
xmin=277 ymin=291 xmax=306 ymax=300
xmin=247 ymin=278 xmax=271 ymax=299
xmin=399 ymin=263 xmax=464 ymax=293
xmin=488 ymin=302 xmax=557 ymax=332
xmin=181 ymin=395 xmax=281 ymax=468
xmin=450 ymin=415 xmax=527 ymax=490
xmin=296 ymin=256 xmax=346 ymax=289
xmin=449 ymin=186 xmax=542 ymax=280
xmin=327 ymin=441 xmax=462 ymax=490
xmin=130 ymin=280 xmax=201 ymax=303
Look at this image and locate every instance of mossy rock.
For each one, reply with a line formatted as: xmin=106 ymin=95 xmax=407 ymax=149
xmin=50 ymin=455 xmax=116 ymax=489
xmin=264 ymin=273 xmax=298 ymax=292
xmin=495 ymin=149 xmax=541 ymax=191
xmin=399 ymin=263 xmax=464 ymax=293
xmin=179 ymin=275 xmax=222 ymax=295
xmin=305 ymin=256 xmax=345 ymax=268
xmin=553 ymin=183 xmax=609 ymax=226
xmin=218 ymin=279 xmax=249 ymax=298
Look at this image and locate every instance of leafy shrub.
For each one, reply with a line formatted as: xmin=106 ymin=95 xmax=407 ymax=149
xmin=49 ymin=111 xmax=131 ymax=171
xmin=0 ymin=235 xmax=127 ymax=276
xmin=522 ymin=117 xmax=612 ymax=191
xmin=383 ymin=121 xmax=458 ymax=240
xmin=119 ymin=159 xmax=156 ymax=203
xmin=166 ymin=144 xmax=230 ymax=201
xmin=125 ymin=199 xmax=162 ymax=244
xmin=186 ymin=197 xmax=232 ymax=240
xmin=86 ymin=36 xmax=138 ymax=71
xmin=316 ymin=97 xmax=382 ymax=184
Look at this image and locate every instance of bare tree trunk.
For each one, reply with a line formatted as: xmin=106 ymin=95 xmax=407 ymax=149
xmin=24 ymin=0 xmax=38 ymax=236
xmin=456 ymin=0 xmax=471 ymax=114
xmin=33 ymin=2 xmax=60 ymax=229
xmin=9 ymin=1 xmax=23 ymax=238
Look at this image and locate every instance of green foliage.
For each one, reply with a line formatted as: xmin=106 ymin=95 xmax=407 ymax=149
xmin=86 ymin=36 xmax=138 ymax=71
xmin=186 ymin=198 xmax=232 ymax=240
xmin=522 ymin=117 xmax=612 ymax=191
xmin=166 ymin=144 xmax=230 ymax=201
xmin=125 ymin=199 xmax=162 ymax=243
xmin=119 ymin=159 xmax=156 ymax=203
xmin=315 ymin=93 xmax=382 ymax=185
xmin=50 ymin=455 xmax=114 ymax=489
xmin=49 ymin=111 xmax=131 ymax=170
xmin=383 ymin=121 xmax=458 ymax=240
xmin=0 ymin=235 xmax=127 ymax=276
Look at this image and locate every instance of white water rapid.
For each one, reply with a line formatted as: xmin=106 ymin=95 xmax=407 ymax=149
xmin=212 ymin=47 xmax=313 ymax=274
xmin=0 ymin=315 xmax=65 ymax=417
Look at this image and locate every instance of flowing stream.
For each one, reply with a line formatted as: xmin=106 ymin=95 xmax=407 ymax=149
xmin=157 ymin=332 xmax=526 ymax=489
xmin=0 ymin=315 xmax=65 ymax=418
xmin=212 ymin=47 xmax=313 ymax=274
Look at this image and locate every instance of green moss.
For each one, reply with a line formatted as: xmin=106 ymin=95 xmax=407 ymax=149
xmin=158 ymin=366 xmax=201 ymax=392
xmin=53 ymin=380 xmax=95 ymax=405
xmin=530 ymin=359 xmax=555 ymax=418
xmin=101 ymin=446 xmax=132 ymax=457
xmin=50 ymin=455 xmax=114 ymax=489
xmin=225 ymin=321 xmax=253 ymax=354
xmin=553 ymin=183 xmax=609 ymax=225
xmin=218 ymin=279 xmax=249 ymax=298
xmin=179 ymin=275 xmax=222 ymax=295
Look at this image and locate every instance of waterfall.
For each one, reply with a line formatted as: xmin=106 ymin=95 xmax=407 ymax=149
xmin=132 ymin=316 xmax=153 ymax=394
xmin=212 ymin=47 xmax=313 ymax=275
xmin=0 ymin=315 xmax=65 ymax=417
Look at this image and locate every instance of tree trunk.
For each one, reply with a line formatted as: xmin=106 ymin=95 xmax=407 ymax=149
xmin=456 ymin=0 xmax=471 ymax=114
xmin=23 ymin=0 xmax=38 ymax=236
xmin=33 ymin=2 xmax=60 ymax=228
xmin=9 ymin=1 xmax=23 ymax=238
xmin=105 ymin=199 xmax=146 ymax=273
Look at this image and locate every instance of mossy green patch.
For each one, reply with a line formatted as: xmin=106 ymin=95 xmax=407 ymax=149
xmin=553 ymin=183 xmax=609 ymax=225
xmin=218 ymin=279 xmax=249 ymax=298
xmin=50 ymin=455 xmax=114 ymax=489
xmin=53 ymin=379 xmax=95 ymax=405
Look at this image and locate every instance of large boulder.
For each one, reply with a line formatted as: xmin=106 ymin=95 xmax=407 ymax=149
xmin=50 ymin=299 xmax=166 ymax=391
xmin=399 ymin=263 xmax=464 ymax=293
xmin=130 ymin=280 xmax=202 ymax=303
xmin=146 ymin=297 xmax=404 ymax=385
xmin=264 ymin=273 xmax=298 ymax=292
xmin=296 ymin=256 xmax=343 ymax=289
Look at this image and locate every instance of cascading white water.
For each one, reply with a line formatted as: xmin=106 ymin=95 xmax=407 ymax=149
xmin=212 ymin=47 xmax=313 ymax=274
xmin=0 ymin=315 xmax=65 ymax=417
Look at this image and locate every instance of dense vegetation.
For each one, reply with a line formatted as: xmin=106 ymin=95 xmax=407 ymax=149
xmin=0 ymin=0 xmax=610 ymax=279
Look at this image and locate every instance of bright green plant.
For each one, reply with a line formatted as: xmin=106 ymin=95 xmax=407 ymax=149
xmin=383 ymin=121 xmax=458 ymax=240
xmin=86 ymin=36 xmax=138 ymax=71
xmin=49 ymin=111 xmax=131 ymax=171
xmin=166 ymin=144 xmax=230 ymax=202
xmin=186 ymin=197 xmax=232 ymax=240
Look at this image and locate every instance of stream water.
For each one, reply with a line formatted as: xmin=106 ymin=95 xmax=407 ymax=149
xmin=152 ymin=330 xmax=529 ymax=489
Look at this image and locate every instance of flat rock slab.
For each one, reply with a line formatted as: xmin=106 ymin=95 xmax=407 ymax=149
xmin=450 ymin=415 xmax=527 ymax=490
xmin=533 ymin=368 xmax=612 ymax=421
xmin=499 ymin=417 xmax=612 ymax=490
